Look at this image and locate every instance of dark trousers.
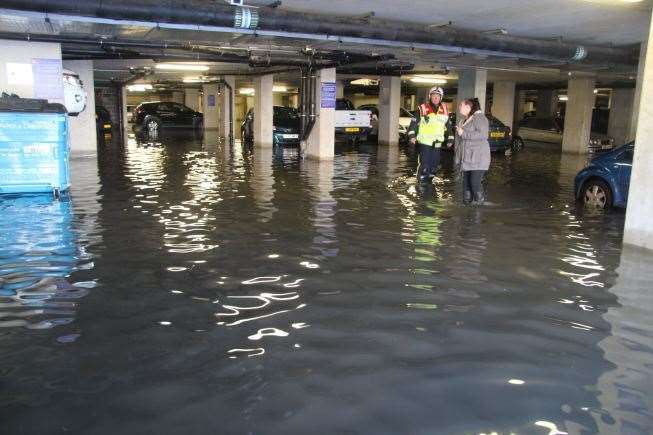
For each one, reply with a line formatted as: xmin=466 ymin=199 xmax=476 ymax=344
xmin=417 ymin=143 xmax=441 ymax=181
xmin=462 ymin=170 xmax=486 ymax=201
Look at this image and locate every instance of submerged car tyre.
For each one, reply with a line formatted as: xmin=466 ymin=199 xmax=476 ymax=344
xmin=512 ymin=136 xmax=525 ymax=151
xmin=583 ymin=179 xmax=613 ymax=209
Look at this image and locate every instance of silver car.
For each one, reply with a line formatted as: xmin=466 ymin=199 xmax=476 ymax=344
xmin=512 ymin=117 xmax=614 ymax=152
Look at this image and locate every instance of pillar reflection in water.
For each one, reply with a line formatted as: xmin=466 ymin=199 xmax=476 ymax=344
xmin=251 ymin=148 xmax=277 ymax=223
xmin=594 ymin=247 xmax=653 ymax=434
xmin=303 ymin=159 xmax=338 ymax=260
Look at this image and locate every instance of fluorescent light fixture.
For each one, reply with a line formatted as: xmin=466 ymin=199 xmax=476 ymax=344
xmin=410 ymin=77 xmax=448 ymax=84
xmin=127 ymin=84 xmax=153 ymax=92
xmin=350 ymin=78 xmax=378 ymax=86
xmin=558 ymin=95 xmax=569 ymax=101
xmin=155 ymin=63 xmax=210 ymax=72
xmin=239 ymin=88 xmax=255 ymax=95
xmin=273 ymin=85 xmax=287 ymax=92
xmin=183 ymin=77 xmax=206 ymax=83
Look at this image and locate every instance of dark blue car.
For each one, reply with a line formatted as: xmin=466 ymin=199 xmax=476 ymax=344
xmin=574 ymin=143 xmax=633 ymax=209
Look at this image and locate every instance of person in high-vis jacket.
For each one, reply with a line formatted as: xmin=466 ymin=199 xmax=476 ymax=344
xmin=407 ymin=86 xmax=451 ymax=183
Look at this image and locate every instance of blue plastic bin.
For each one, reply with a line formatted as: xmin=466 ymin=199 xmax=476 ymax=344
xmin=0 ymin=105 xmax=70 ymax=196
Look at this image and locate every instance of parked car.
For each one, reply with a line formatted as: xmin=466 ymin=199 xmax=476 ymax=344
xmin=132 ymin=101 xmax=203 ymax=133
xmin=95 ymin=105 xmax=112 ymax=137
xmin=447 ymin=113 xmax=512 ymax=152
xmin=335 ymin=99 xmax=372 ymax=143
xmin=62 ymin=69 xmax=87 ymax=116
xmin=357 ymin=104 xmax=415 ymax=143
xmin=574 ymin=142 xmax=633 ymax=209
xmin=512 ymin=116 xmax=614 ymax=153
xmin=241 ymin=106 xmax=301 ymax=146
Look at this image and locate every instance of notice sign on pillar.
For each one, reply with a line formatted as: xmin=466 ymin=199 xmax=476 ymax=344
xmin=208 ymin=94 xmax=216 ymax=107
xmin=321 ymin=82 xmax=336 ymax=109
xmin=32 ymin=58 xmax=64 ymax=104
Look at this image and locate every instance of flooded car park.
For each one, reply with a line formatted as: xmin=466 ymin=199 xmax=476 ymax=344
xmin=1 ymin=133 xmax=651 ymax=435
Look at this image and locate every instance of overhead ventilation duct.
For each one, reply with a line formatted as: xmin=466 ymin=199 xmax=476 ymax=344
xmin=0 ymin=0 xmax=637 ymax=65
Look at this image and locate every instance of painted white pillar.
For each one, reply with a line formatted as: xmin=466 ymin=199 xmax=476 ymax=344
xmin=457 ymin=68 xmax=487 ymax=111
xmin=304 ymin=68 xmax=336 ymax=160
xmin=171 ymin=90 xmax=184 ymax=104
xmin=624 ymin=12 xmax=653 ymax=250
xmin=202 ymin=83 xmax=219 ymax=129
xmin=184 ymin=88 xmax=200 ymax=111
xmin=562 ymin=76 xmax=596 ymax=154
xmin=492 ymin=81 xmax=516 ymax=129
xmin=378 ymin=76 xmax=401 ymax=146
xmin=629 ymin=41 xmax=647 ymax=142
xmin=253 ymin=74 xmax=274 ymax=148
xmin=219 ymin=76 xmax=236 ymax=142
xmin=63 ymin=60 xmax=97 ymax=154
xmin=608 ymin=88 xmax=635 ymax=147
xmin=121 ymin=85 xmax=129 ymax=134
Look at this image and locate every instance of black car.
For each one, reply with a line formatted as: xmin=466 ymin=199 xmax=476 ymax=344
xmin=132 ymin=101 xmax=203 ymax=133
xmin=448 ymin=113 xmax=512 ymax=152
xmin=96 ymin=105 xmax=112 ymax=137
xmin=241 ymin=106 xmax=301 ymax=146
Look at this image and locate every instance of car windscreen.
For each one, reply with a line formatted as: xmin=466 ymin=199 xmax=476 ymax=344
xmin=273 ymin=107 xmax=299 ymax=120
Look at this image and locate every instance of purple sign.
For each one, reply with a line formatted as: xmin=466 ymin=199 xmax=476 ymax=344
xmin=32 ymin=58 xmax=64 ymax=103
xmin=207 ymin=94 xmax=216 ymax=107
xmin=320 ymin=82 xmax=336 ymax=109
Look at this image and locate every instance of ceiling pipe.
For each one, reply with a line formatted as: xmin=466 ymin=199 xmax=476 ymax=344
xmin=0 ymin=0 xmax=637 ymax=65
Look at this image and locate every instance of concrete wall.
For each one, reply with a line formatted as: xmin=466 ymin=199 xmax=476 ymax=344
xmin=63 ymin=60 xmax=97 ymax=154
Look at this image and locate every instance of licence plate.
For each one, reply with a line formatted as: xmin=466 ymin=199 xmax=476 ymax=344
xmin=490 ymin=131 xmax=504 ymax=138
xmin=282 ymin=134 xmax=299 ymax=139
xmin=345 ymin=127 xmax=360 ymax=133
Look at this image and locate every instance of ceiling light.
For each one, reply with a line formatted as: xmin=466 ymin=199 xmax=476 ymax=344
xmin=410 ymin=77 xmax=448 ymax=84
xmin=558 ymin=95 xmax=569 ymax=101
xmin=127 ymin=84 xmax=153 ymax=92
xmin=273 ymin=85 xmax=287 ymax=92
xmin=350 ymin=78 xmax=378 ymax=86
xmin=239 ymin=88 xmax=255 ymax=95
xmin=155 ymin=63 xmax=210 ymax=71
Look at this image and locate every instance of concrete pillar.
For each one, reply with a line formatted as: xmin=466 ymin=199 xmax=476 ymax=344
xmin=121 ymin=85 xmax=129 ymax=134
xmin=457 ymin=68 xmax=487 ymax=111
xmin=561 ymin=76 xmax=596 ymax=154
xmin=608 ymin=88 xmax=635 ymax=147
xmin=624 ymin=13 xmax=653 ymax=250
xmin=63 ymin=60 xmax=97 ymax=154
xmin=253 ymin=74 xmax=274 ymax=148
xmin=378 ymin=76 xmax=401 ymax=146
xmin=202 ymin=83 xmax=219 ymax=129
xmin=336 ymin=80 xmax=344 ymax=99
xmin=629 ymin=41 xmax=647 ymax=142
xmin=536 ymin=89 xmax=557 ymax=117
xmin=171 ymin=90 xmax=184 ymax=104
xmin=492 ymin=81 xmax=516 ymax=129
xmin=304 ymin=68 xmax=336 ymax=160
xmin=184 ymin=88 xmax=200 ymax=111
xmin=219 ymin=76 xmax=236 ymax=142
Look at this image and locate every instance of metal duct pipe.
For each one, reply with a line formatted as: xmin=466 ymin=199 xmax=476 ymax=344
xmin=301 ymin=70 xmax=317 ymax=142
xmin=0 ymin=0 xmax=637 ymax=65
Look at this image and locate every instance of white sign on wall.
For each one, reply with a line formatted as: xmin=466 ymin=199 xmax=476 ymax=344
xmin=6 ymin=62 xmax=34 ymax=85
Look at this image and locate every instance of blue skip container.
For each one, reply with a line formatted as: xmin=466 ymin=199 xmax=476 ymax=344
xmin=0 ymin=97 xmax=70 ymax=196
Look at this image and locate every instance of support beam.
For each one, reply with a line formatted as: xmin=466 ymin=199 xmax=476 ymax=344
xmin=492 ymin=81 xmax=516 ymax=129
xmin=202 ymin=83 xmax=219 ymax=129
xmin=184 ymin=88 xmax=200 ymax=112
xmin=378 ymin=76 xmax=401 ymax=146
xmin=608 ymin=88 xmax=634 ymax=147
xmin=536 ymin=89 xmax=557 ymax=118
xmin=624 ymin=12 xmax=653 ymax=251
xmin=253 ymin=74 xmax=274 ymax=148
xmin=219 ymin=76 xmax=236 ymax=142
xmin=304 ymin=68 xmax=335 ymax=160
xmin=629 ymin=41 xmax=647 ymax=142
xmin=63 ymin=60 xmax=97 ymax=154
xmin=457 ymin=68 xmax=487 ymax=111
xmin=561 ymin=76 xmax=596 ymax=154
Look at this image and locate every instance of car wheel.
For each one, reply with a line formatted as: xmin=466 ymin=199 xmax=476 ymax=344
xmin=583 ymin=179 xmax=613 ymax=210
xmin=512 ymin=136 xmax=524 ymax=151
xmin=145 ymin=117 xmax=161 ymax=135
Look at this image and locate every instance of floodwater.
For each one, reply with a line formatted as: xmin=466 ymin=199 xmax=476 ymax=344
xmin=1 ymin=131 xmax=652 ymax=435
